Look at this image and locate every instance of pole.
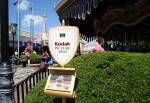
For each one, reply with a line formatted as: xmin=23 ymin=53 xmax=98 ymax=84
xmin=62 ymin=98 xmax=66 ymax=103
xmin=131 ymin=32 xmax=133 ymax=43
xmin=41 ymin=13 xmax=47 ymax=46
xmin=32 ymin=19 xmax=34 ymax=48
xmin=10 ymin=23 xmax=17 ymax=57
xmin=30 ymin=4 xmax=34 ymax=48
xmin=13 ymin=33 xmax=15 ymax=52
xmin=17 ymin=2 xmax=20 ymax=57
xmin=0 ymin=0 xmax=15 ymax=103
xmin=30 ymin=19 xmax=33 ymax=48
xmin=138 ymin=32 xmax=140 ymax=47
xmin=0 ymin=0 xmax=9 ymax=62
xmin=125 ymin=32 xmax=126 ymax=43
xmin=30 ymin=19 xmax=34 ymax=49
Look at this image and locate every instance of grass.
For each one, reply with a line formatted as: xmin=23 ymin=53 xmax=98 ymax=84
xmin=25 ymin=52 xmax=150 ymax=103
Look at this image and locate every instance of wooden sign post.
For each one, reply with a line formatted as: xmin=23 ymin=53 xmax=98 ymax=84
xmin=44 ymin=26 xmax=79 ymax=103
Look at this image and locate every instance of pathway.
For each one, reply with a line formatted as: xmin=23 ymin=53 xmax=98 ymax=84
xmin=13 ymin=65 xmax=39 ymax=85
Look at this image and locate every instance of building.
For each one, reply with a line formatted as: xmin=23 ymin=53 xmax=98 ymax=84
xmin=9 ymin=30 xmax=42 ymax=47
xmin=9 ymin=26 xmax=42 ymax=56
xmin=55 ymin=0 xmax=150 ymax=52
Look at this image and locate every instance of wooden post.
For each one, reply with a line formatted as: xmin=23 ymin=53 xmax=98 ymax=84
xmin=132 ymin=31 xmax=134 ymax=43
xmin=137 ymin=32 xmax=140 ymax=47
xmin=124 ymin=32 xmax=126 ymax=43
xmin=62 ymin=97 xmax=66 ymax=103
xmin=61 ymin=65 xmax=65 ymax=103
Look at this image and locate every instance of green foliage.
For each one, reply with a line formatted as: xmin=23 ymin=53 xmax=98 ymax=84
xmin=30 ymin=53 xmax=42 ymax=64
xmin=18 ymin=53 xmax=41 ymax=64
xmin=24 ymin=78 xmax=53 ymax=103
xmin=17 ymin=54 xmax=25 ymax=64
xmin=25 ymin=52 xmax=150 ymax=103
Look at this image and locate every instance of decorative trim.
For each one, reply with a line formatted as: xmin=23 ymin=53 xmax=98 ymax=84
xmin=56 ymin=0 xmax=102 ymax=20
xmin=94 ymin=0 xmax=150 ymax=33
xmin=55 ymin=0 xmax=69 ymax=11
xmin=55 ymin=0 xmax=75 ymax=15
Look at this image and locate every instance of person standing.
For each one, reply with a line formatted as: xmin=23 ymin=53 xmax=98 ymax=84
xmin=23 ymin=42 xmax=32 ymax=66
xmin=12 ymin=48 xmax=18 ymax=65
xmin=93 ymin=37 xmax=105 ymax=52
xmin=14 ymin=49 xmax=19 ymax=65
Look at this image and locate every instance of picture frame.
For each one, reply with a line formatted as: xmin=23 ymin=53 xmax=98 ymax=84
xmin=44 ymin=67 xmax=76 ymax=98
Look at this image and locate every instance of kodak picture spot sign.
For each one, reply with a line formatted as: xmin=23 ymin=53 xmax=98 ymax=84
xmin=48 ymin=26 xmax=79 ymax=66
xmin=45 ymin=26 xmax=79 ymax=101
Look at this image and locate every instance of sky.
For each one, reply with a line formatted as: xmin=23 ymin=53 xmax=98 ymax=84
xmin=9 ymin=0 xmax=61 ymax=34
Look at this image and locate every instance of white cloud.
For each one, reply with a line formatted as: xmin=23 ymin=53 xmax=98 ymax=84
xmin=22 ymin=14 xmax=43 ymax=27
xmin=18 ymin=0 xmax=30 ymax=11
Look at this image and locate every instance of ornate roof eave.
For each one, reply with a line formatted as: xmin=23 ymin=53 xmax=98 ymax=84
xmin=55 ymin=0 xmax=102 ymax=20
xmin=94 ymin=0 xmax=150 ymax=33
xmin=55 ymin=0 xmax=75 ymax=17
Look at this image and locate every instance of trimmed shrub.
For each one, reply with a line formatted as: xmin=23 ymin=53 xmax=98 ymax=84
xmin=25 ymin=52 xmax=150 ymax=103
xmin=30 ymin=53 xmax=41 ymax=64
xmin=18 ymin=53 xmax=41 ymax=64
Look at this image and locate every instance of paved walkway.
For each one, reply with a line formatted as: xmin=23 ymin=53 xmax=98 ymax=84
xmin=13 ymin=64 xmax=40 ymax=85
xmin=13 ymin=64 xmax=58 ymax=85
xmin=12 ymin=64 xmax=59 ymax=103
xmin=12 ymin=64 xmax=41 ymax=103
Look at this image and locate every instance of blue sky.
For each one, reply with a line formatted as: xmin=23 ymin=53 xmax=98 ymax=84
xmin=9 ymin=0 xmax=61 ymax=34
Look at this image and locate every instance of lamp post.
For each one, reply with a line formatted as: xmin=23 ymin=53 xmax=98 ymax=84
xmin=29 ymin=5 xmax=34 ymax=49
xmin=10 ymin=23 xmax=17 ymax=52
xmin=41 ymin=13 xmax=47 ymax=46
xmin=14 ymin=0 xmax=21 ymax=58
xmin=0 ymin=0 xmax=16 ymax=103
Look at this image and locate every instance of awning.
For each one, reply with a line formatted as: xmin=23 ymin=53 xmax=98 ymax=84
xmin=58 ymin=0 xmax=102 ymax=20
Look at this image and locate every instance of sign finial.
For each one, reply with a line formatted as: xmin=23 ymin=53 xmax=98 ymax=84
xmin=62 ymin=19 xmax=65 ymax=26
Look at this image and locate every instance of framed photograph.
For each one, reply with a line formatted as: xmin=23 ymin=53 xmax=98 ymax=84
xmin=44 ymin=68 xmax=76 ymax=97
xmin=46 ymin=73 xmax=75 ymax=92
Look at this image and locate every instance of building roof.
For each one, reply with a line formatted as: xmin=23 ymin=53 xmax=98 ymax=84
xmin=55 ymin=0 xmax=102 ymax=20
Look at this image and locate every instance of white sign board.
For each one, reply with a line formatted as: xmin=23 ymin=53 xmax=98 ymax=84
xmin=48 ymin=26 xmax=79 ymax=66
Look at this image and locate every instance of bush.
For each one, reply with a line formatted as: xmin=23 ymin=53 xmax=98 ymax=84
xmin=18 ymin=53 xmax=42 ymax=64
xmin=25 ymin=52 xmax=150 ymax=103
xmin=30 ymin=53 xmax=42 ymax=64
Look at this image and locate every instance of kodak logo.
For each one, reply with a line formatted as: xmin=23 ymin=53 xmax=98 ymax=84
xmin=55 ymin=42 xmax=70 ymax=46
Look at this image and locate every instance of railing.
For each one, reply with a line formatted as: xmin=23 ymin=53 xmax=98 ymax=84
xmin=80 ymin=34 xmax=97 ymax=54
xmin=14 ymin=66 xmax=50 ymax=103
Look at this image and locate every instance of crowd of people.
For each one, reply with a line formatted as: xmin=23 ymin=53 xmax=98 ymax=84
xmin=11 ymin=38 xmax=106 ymax=66
xmin=106 ymin=39 xmax=150 ymax=52
xmin=11 ymin=41 xmax=54 ymax=67
xmin=11 ymin=37 xmax=149 ymax=66
xmin=83 ymin=36 xmax=150 ymax=53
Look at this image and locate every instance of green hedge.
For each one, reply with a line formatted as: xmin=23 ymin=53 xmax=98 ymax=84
xmin=30 ymin=53 xmax=42 ymax=64
xmin=18 ymin=53 xmax=41 ymax=64
xmin=25 ymin=52 xmax=150 ymax=103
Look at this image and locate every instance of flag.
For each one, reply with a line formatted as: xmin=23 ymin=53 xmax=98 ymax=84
xmin=13 ymin=0 xmax=18 ymax=5
xmin=29 ymin=6 xmax=32 ymax=14
xmin=13 ymin=0 xmax=22 ymax=6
